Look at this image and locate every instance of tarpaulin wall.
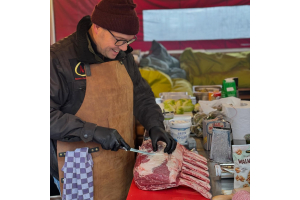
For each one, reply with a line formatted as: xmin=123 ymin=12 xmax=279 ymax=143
xmin=53 ymin=0 xmax=250 ymax=51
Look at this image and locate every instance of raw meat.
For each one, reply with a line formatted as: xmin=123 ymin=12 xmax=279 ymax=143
xmin=133 ymin=140 xmax=212 ymax=199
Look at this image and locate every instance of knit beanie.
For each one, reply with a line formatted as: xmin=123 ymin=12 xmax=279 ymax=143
xmin=91 ymin=0 xmax=139 ymax=35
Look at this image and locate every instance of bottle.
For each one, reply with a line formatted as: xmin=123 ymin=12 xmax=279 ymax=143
xmin=209 ymin=89 xmax=221 ymax=101
xmin=208 ymin=91 xmax=214 ymax=101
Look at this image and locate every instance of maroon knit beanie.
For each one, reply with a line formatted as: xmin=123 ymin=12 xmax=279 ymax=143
xmin=91 ymin=0 xmax=139 ymax=35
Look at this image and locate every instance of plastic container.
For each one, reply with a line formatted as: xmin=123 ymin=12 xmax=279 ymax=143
xmin=159 ymin=92 xmax=188 ymax=97
xmin=155 ymin=98 xmax=162 ymax=104
xmin=191 ymin=96 xmax=196 ymax=105
xmin=169 ymin=119 xmax=192 ymax=145
xmin=202 ymin=94 xmax=209 ymax=101
xmin=244 ymin=134 xmax=250 ymax=144
xmin=187 ymin=137 xmax=197 ymax=150
xmin=193 ymin=85 xmax=222 ymax=93
xmin=161 ymin=94 xmax=190 ymax=101
xmin=163 ymin=112 xmax=174 ymax=132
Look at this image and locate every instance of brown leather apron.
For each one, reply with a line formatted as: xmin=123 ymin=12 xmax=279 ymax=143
xmin=57 ymin=61 xmax=135 ymax=200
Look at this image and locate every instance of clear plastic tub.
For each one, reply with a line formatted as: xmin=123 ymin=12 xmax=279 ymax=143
xmin=169 ymin=119 xmax=192 ymax=145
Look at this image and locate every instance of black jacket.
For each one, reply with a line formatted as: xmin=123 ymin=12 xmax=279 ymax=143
xmin=50 ymin=16 xmax=164 ymax=179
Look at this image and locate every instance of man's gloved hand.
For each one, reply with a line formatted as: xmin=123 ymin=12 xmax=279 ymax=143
xmin=149 ymin=126 xmax=177 ymax=154
xmin=93 ymin=126 xmax=130 ymax=151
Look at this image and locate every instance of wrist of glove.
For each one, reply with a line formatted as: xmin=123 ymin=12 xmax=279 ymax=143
xmin=149 ymin=126 xmax=177 ymax=154
xmin=93 ymin=126 xmax=131 ymax=151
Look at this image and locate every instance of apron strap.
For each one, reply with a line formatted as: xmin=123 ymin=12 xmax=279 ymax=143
xmin=84 ymin=63 xmax=91 ymax=76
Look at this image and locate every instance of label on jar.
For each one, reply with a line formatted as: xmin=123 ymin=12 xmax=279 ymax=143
xmin=170 ymin=127 xmax=190 ymax=144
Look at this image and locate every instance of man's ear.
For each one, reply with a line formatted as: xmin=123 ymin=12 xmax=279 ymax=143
xmin=93 ymin=24 xmax=100 ymax=34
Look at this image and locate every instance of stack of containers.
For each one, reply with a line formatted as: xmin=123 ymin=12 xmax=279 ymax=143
xmin=159 ymin=92 xmax=194 ymax=145
xmin=193 ymin=85 xmax=222 ymax=102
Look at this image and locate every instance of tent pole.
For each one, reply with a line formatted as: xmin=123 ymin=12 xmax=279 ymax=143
xmin=50 ymin=0 xmax=56 ymax=45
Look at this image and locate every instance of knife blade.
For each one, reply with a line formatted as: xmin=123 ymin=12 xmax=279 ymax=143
xmin=120 ymin=147 xmax=156 ymax=155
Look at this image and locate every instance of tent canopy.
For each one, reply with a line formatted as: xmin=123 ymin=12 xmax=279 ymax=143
xmin=52 ymin=0 xmax=250 ymax=51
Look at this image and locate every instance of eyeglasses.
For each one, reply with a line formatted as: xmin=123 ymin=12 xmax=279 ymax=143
xmin=107 ymin=30 xmax=137 ymax=46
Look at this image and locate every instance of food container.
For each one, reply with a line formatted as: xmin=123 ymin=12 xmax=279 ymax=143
xmin=193 ymin=92 xmax=209 ymax=102
xmin=169 ymin=119 xmax=192 ymax=145
xmin=161 ymin=94 xmax=190 ymax=101
xmin=193 ymin=85 xmax=222 ymax=102
xmin=187 ymin=137 xmax=197 ymax=150
xmin=191 ymin=96 xmax=196 ymax=105
xmin=163 ymin=112 xmax=174 ymax=132
xmin=159 ymin=92 xmax=188 ymax=97
xmin=155 ymin=98 xmax=163 ymax=104
xmin=221 ymin=78 xmax=237 ymax=98
xmin=160 ymin=92 xmax=196 ymax=105
xmin=244 ymin=134 xmax=250 ymax=144
xmin=193 ymin=85 xmax=222 ymax=92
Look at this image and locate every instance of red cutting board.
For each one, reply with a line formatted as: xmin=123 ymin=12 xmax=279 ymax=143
xmin=126 ymin=180 xmax=210 ymax=200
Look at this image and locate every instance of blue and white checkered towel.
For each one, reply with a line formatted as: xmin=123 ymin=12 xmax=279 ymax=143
xmin=62 ymin=147 xmax=94 ymax=200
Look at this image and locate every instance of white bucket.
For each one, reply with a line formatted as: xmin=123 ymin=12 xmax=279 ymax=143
xmin=169 ymin=119 xmax=192 ymax=145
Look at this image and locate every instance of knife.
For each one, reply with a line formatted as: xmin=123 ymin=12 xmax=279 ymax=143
xmin=120 ymin=147 xmax=156 ymax=155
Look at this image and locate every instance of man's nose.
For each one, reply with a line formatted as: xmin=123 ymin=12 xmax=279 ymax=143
xmin=118 ymin=43 xmax=128 ymax=51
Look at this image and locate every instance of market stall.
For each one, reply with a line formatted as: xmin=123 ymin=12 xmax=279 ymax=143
xmin=50 ymin=1 xmax=250 ymax=199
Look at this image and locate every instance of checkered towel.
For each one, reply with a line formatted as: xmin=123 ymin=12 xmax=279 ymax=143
xmin=62 ymin=147 xmax=94 ymax=200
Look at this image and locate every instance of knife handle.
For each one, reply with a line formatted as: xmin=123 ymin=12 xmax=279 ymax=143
xmin=120 ymin=147 xmax=128 ymax=151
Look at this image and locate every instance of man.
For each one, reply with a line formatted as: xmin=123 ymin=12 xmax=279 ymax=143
xmin=50 ymin=0 xmax=177 ymax=199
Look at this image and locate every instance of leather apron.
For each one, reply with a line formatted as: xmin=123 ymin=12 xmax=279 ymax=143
xmin=57 ymin=61 xmax=135 ymax=200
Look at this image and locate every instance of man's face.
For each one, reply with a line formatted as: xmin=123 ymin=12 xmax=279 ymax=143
xmin=92 ymin=25 xmax=135 ymax=59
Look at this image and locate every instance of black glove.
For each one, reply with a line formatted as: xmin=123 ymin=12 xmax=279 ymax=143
xmin=149 ymin=126 xmax=177 ymax=154
xmin=93 ymin=126 xmax=131 ymax=151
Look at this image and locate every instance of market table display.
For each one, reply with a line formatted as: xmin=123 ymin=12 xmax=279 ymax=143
xmin=51 ymin=94 xmax=250 ymax=199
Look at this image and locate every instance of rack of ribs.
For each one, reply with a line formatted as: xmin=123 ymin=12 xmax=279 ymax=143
xmin=133 ymin=140 xmax=212 ymax=199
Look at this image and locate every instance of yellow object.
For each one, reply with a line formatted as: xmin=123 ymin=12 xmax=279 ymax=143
xmin=139 ymin=67 xmax=194 ymax=98
xmin=191 ymin=68 xmax=250 ymax=88
xmin=139 ymin=67 xmax=173 ymax=98
xmin=180 ymin=48 xmax=250 ymax=88
xmin=170 ymin=78 xmax=193 ymax=96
